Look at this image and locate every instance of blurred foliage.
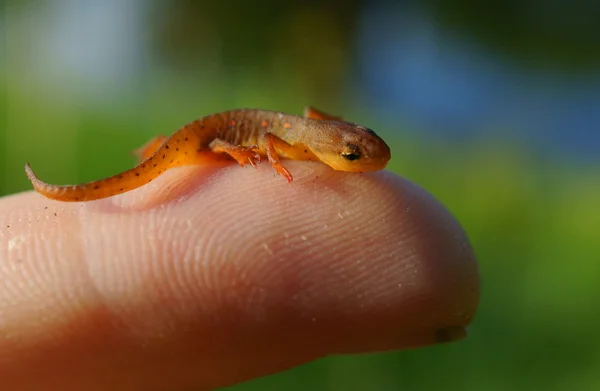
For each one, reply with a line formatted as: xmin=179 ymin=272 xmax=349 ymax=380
xmin=1 ymin=1 xmax=600 ymax=391
xmin=424 ymin=0 xmax=600 ymax=70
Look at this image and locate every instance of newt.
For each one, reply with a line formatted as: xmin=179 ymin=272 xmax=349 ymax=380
xmin=25 ymin=106 xmax=391 ymax=202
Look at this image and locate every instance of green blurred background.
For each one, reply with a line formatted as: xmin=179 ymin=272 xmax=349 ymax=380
xmin=1 ymin=1 xmax=599 ymax=390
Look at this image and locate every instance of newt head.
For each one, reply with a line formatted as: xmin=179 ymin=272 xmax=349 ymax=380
xmin=306 ymin=121 xmax=391 ymax=172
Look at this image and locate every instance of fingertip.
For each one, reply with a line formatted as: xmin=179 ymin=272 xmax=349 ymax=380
xmin=0 ymin=162 xmax=480 ymax=390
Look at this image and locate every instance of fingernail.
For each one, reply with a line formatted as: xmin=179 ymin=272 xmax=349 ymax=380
xmin=435 ymin=326 xmax=468 ymax=343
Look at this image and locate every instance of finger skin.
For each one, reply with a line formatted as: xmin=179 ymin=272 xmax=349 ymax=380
xmin=0 ymin=161 xmax=480 ymax=391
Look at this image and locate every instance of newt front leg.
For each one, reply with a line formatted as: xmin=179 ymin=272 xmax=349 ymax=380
xmin=303 ymin=106 xmax=343 ymax=121
xmin=262 ymin=133 xmax=296 ymax=182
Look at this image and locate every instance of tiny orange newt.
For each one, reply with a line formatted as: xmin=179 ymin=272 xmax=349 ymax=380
xmin=25 ymin=106 xmax=391 ymax=202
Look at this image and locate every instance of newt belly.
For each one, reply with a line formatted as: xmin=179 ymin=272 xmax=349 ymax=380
xmin=25 ymin=106 xmax=391 ymax=202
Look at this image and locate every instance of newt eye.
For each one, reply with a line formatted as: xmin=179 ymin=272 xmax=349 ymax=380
xmin=341 ymin=144 xmax=362 ymax=161
xmin=341 ymin=152 xmax=361 ymax=161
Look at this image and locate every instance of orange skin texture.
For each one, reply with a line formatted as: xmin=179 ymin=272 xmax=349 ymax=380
xmin=25 ymin=107 xmax=392 ymax=202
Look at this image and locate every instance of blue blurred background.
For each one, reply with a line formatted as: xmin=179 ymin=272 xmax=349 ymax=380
xmin=1 ymin=1 xmax=599 ymax=390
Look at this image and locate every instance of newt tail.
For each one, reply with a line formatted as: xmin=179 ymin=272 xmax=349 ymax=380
xmin=25 ymin=123 xmax=219 ymax=202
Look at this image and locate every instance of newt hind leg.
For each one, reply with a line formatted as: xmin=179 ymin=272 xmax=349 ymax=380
xmin=132 ymin=135 xmax=167 ymax=163
xmin=208 ymin=139 xmax=262 ymax=168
